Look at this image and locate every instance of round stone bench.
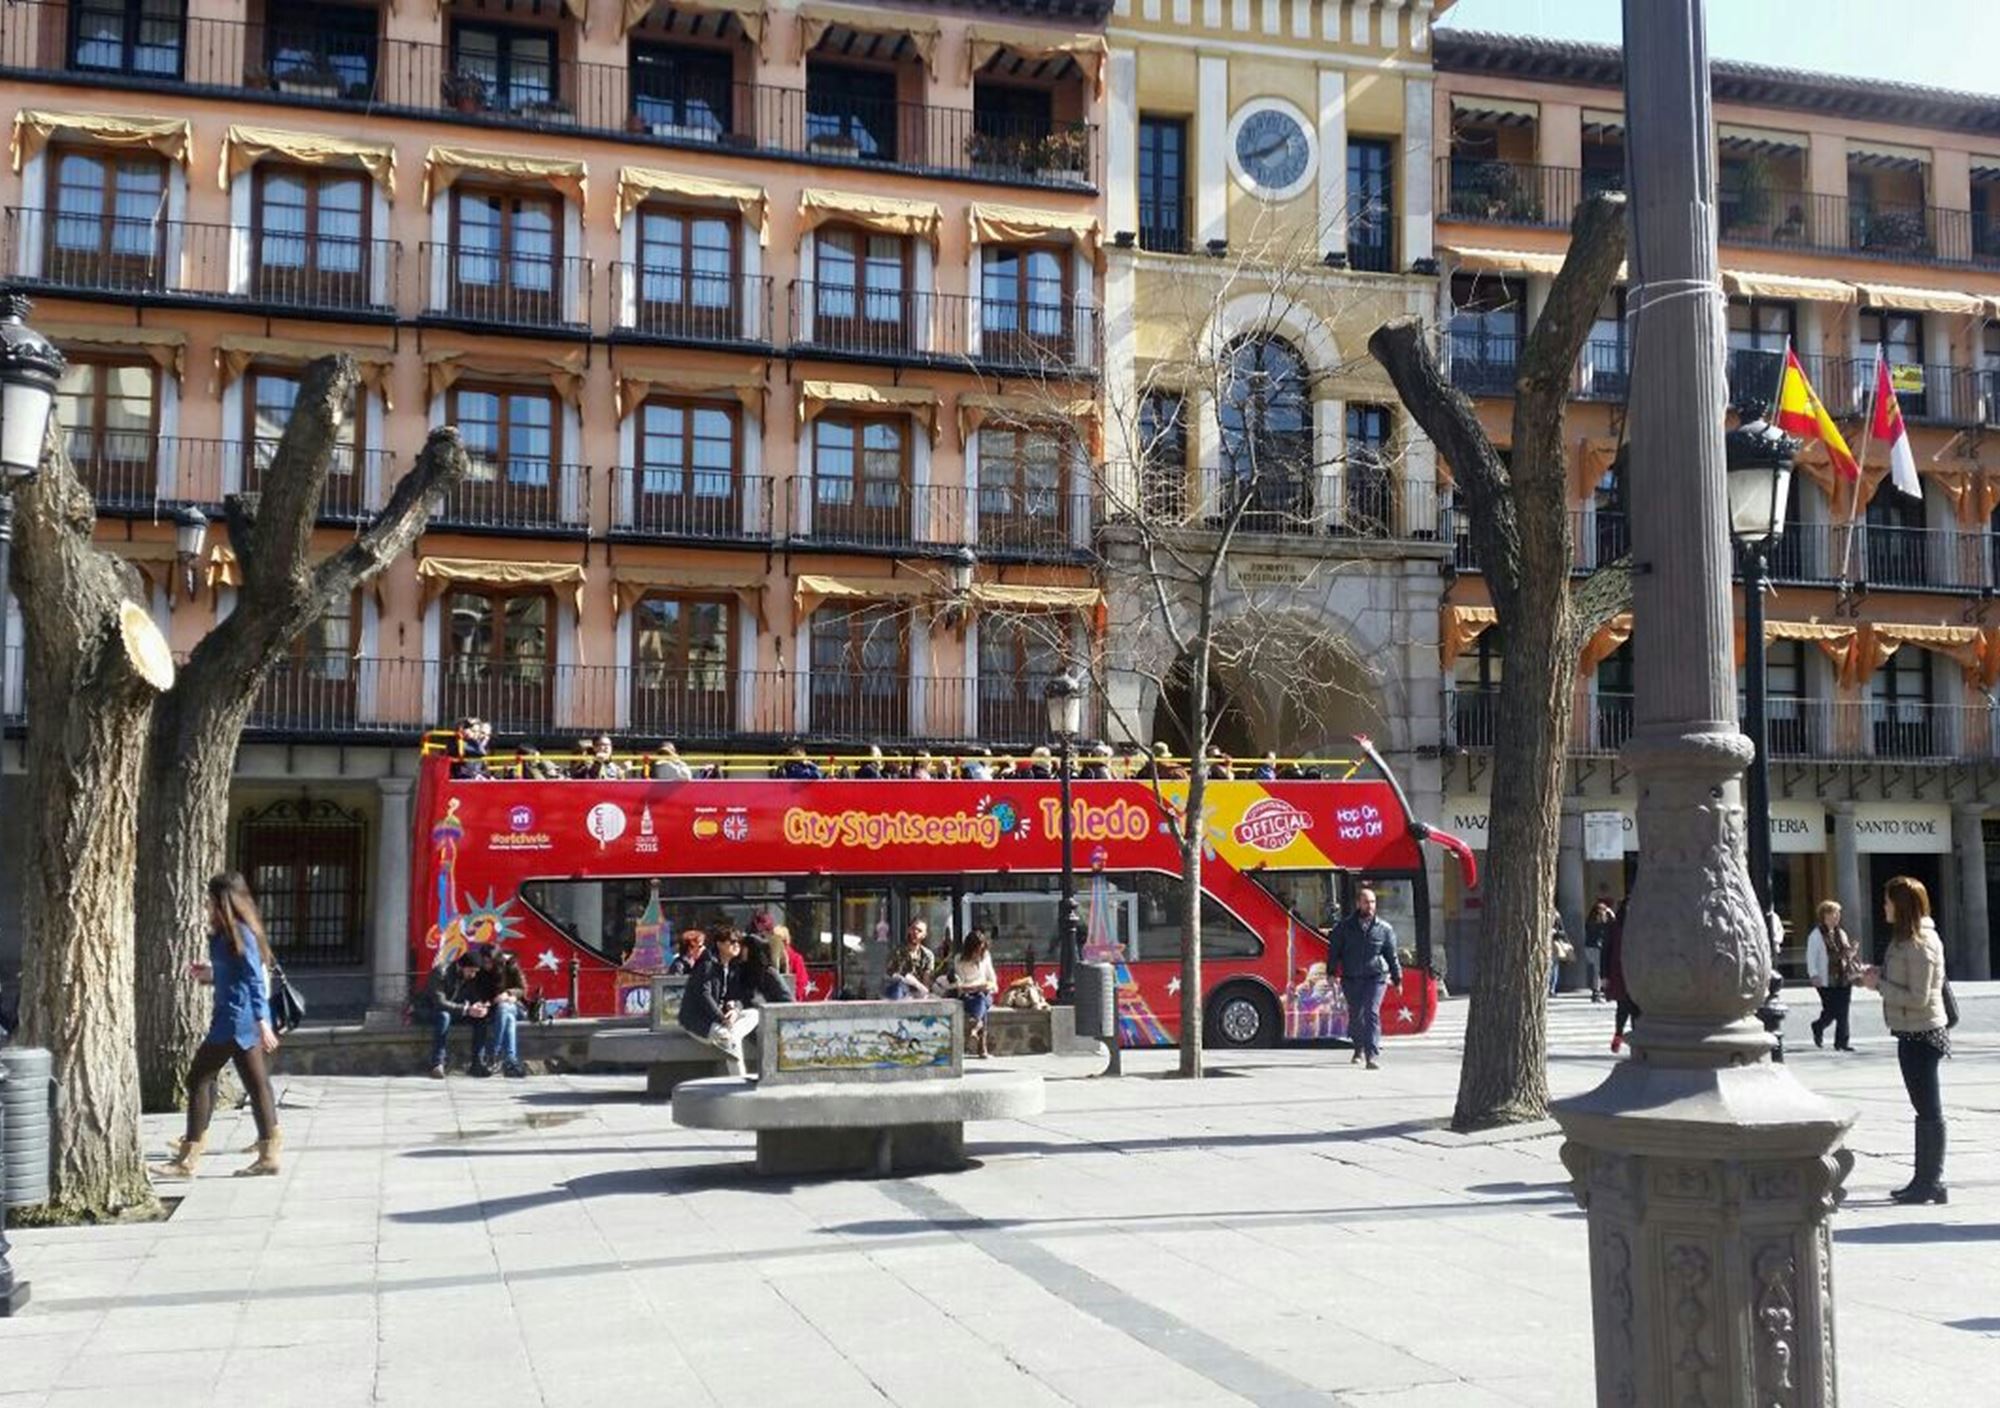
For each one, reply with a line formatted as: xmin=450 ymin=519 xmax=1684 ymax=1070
xmin=589 ymin=1027 xmax=731 ymax=1096
xmin=671 ymin=1069 xmax=1045 ymax=1176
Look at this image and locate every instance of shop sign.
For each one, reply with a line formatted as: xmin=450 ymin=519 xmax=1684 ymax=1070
xmin=1443 ymin=797 xmax=1490 ymax=850
xmin=1851 ymin=802 xmax=1951 ymax=854
xmin=1768 ymin=800 xmax=1826 ymax=855
xmin=1584 ymin=810 xmax=1626 ymax=861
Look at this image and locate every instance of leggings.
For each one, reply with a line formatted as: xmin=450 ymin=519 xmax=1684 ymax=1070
xmin=1614 ymin=997 xmax=1640 ymax=1039
xmin=185 ymin=1040 xmax=278 ymax=1143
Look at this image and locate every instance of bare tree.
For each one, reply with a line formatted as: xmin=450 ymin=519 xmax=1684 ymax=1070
xmin=10 ymin=435 xmax=172 ymax=1219
xmin=133 ymin=356 xmax=470 ymax=1111
xmin=1368 ymin=191 xmax=1630 ymax=1130
xmin=1018 ymin=223 xmax=1428 ymax=1077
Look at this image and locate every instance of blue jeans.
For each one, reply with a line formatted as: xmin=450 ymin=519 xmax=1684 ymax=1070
xmin=483 ymin=1003 xmax=520 ymax=1067
xmin=430 ymin=1008 xmax=489 ymax=1069
xmin=1342 ymin=977 xmax=1387 ymax=1059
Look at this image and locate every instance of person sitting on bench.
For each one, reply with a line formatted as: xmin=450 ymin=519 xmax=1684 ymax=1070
xmin=679 ymin=928 xmax=758 ymax=1076
xmin=423 ymin=953 xmax=489 ymax=1079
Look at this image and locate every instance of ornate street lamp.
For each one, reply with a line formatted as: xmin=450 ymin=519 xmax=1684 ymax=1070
xmin=173 ymin=505 xmax=209 ymax=602
xmin=1045 ymin=671 xmax=1084 ymax=1003
xmin=1727 ymin=405 xmax=1802 ymax=1060
xmin=0 ymin=289 xmax=63 ymax=1320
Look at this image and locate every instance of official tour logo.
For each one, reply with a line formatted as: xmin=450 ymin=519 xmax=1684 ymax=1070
xmin=1233 ymin=797 xmax=1314 ymax=852
xmin=508 ymin=805 xmax=534 ymax=832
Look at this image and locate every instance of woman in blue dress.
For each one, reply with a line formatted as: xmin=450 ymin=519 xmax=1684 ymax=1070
xmin=161 ymin=873 xmax=283 ymax=1178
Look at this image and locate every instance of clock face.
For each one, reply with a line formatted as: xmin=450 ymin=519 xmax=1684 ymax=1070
xmin=1233 ymin=107 xmax=1313 ymax=198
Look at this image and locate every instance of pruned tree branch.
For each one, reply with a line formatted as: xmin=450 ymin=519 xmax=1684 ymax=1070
xmin=312 ymin=425 xmax=470 ymax=612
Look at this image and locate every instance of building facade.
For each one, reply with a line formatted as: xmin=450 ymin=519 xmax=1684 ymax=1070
xmin=0 ymin=0 xmax=1116 ymax=1012
xmin=1096 ymin=0 xmax=1451 ymax=944
xmin=1433 ymin=30 xmax=2000 ymax=982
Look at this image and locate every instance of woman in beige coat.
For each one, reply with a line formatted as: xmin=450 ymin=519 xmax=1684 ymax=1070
xmin=1859 ymin=875 xmax=1950 ymax=1204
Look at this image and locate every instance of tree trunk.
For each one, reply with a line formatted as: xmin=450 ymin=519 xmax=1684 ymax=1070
xmin=10 ymin=445 xmax=170 ymax=1219
xmin=1178 ymin=830 xmax=1205 ymax=1078
xmin=1369 ymin=192 xmax=1629 ymax=1131
xmin=133 ymin=359 xmax=469 ymax=1109
xmin=133 ymin=685 xmax=255 ymax=1111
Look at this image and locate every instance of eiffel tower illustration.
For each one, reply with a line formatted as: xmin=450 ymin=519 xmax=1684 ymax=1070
xmin=1079 ymin=870 xmax=1171 ymax=1046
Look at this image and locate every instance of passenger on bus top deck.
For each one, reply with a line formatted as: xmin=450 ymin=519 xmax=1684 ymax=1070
xmin=450 ymin=717 xmax=491 ymax=780
xmin=855 ymin=744 xmax=887 ymax=780
xmin=909 ymin=750 xmax=936 ymax=780
xmin=651 ymin=742 xmax=693 ymax=782
xmin=961 ymin=748 xmax=994 ymax=782
xmin=517 ymin=746 xmax=564 ymax=781
xmin=570 ymin=735 xmax=623 ymax=781
xmin=779 ymin=744 xmax=824 ymax=781
xmin=1079 ymin=742 xmax=1113 ymax=781
xmin=1208 ymin=750 xmax=1235 ymax=781
xmin=1254 ymin=752 xmax=1279 ymax=781
xmin=1025 ymin=746 xmax=1055 ymax=780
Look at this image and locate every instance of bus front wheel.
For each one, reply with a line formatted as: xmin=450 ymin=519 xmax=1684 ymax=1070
xmin=1205 ymin=983 xmax=1280 ymax=1049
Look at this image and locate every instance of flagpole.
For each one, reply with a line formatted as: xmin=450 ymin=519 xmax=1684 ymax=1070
xmin=1842 ymin=343 xmax=1882 ymax=588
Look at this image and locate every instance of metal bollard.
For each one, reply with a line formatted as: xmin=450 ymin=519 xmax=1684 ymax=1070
xmin=0 ymin=1063 xmax=27 ymax=1316
xmin=567 ymin=957 xmax=580 ymax=1015
xmin=0 ymin=1048 xmax=53 ymax=1209
xmin=1073 ymin=961 xmax=1121 ymax=1076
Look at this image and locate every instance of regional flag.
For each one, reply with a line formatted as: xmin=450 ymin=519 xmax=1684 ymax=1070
xmin=1870 ymin=349 xmax=1921 ymax=499
xmin=1774 ymin=347 xmax=1859 ymax=482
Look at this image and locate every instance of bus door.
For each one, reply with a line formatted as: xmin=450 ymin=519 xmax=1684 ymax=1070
xmin=831 ymin=882 xmax=960 ymax=998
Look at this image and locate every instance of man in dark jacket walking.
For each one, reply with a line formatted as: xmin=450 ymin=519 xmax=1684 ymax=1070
xmin=678 ymin=928 xmax=757 ymax=1075
xmin=1329 ymin=888 xmax=1401 ymax=1070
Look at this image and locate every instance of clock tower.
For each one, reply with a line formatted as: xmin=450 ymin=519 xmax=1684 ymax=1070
xmin=1097 ymin=0 xmax=1454 ymax=957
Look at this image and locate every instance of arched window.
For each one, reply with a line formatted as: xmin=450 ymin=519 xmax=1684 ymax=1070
xmin=1220 ymin=334 xmax=1312 ymax=488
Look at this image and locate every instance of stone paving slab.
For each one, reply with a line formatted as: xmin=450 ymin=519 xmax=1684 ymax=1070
xmin=2 ymin=1001 xmax=1996 ymax=1407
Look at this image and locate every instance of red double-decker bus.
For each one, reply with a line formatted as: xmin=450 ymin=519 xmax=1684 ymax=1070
xmin=408 ymin=740 xmax=1475 ymax=1048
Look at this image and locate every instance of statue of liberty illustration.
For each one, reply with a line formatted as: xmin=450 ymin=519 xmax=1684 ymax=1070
xmin=1080 ymin=869 xmax=1169 ymax=1046
xmin=426 ymin=798 xmax=521 ymax=969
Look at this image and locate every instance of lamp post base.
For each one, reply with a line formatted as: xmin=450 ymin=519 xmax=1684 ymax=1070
xmin=1555 ymin=1060 xmax=1853 ymax=1406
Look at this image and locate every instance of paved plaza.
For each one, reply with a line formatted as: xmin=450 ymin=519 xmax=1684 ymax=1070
xmin=3 ymin=992 xmax=1995 ymax=1408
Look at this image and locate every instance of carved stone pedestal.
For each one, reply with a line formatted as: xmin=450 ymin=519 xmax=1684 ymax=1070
xmin=1558 ymin=1040 xmax=1854 ymax=1404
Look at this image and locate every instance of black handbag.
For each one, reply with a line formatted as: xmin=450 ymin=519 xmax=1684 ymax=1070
xmin=1943 ymin=979 xmax=1960 ymax=1030
xmin=269 ymin=966 xmax=307 ymax=1035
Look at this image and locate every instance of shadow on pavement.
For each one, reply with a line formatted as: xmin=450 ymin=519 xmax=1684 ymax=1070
xmin=1835 ymin=1222 xmax=2000 ymax=1245
xmin=968 ymin=1115 xmax=1441 ymax=1159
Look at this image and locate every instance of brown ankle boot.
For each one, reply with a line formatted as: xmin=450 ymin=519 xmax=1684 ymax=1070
xmin=160 ymin=1135 xmax=206 ymax=1178
xmin=236 ymin=1131 xmax=283 ymax=1177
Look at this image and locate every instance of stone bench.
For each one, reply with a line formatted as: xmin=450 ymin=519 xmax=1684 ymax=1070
xmin=587 ymin=1027 xmax=731 ymax=1095
xmin=671 ymin=999 xmax=1045 ymax=1176
xmin=586 ymin=974 xmax=730 ymax=1095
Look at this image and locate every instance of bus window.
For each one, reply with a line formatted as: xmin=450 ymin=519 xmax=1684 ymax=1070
xmin=838 ymin=886 xmax=893 ymax=998
xmin=1253 ymin=872 xmax=1336 ymax=931
xmin=1348 ymin=876 xmax=1418 ymax=960
xmin=965 ymin=885 xmax=1060 ymax=966
xmin=909 ymin=888 xmax=957 ymax=952
xmin=519 ymin=878 xmax=831 ymax=968
xmin=1131 ymin=873 xmax=1264 ymax=960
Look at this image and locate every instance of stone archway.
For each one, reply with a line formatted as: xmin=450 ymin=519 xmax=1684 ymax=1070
xmin=1146 ymin=624 xmax=1389 ymax=762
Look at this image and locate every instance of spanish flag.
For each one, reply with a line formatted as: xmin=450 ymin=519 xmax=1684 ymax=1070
xmin=1774 ymin=346 xmax=1859 ymax=482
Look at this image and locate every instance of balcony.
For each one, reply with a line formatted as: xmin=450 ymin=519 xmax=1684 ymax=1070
xmin=1436 ymin=153 xmax=2000 ymax=272
xmin=787 ymin=285 xmax=1101 ymax=375
xmin=432 ymin=461 xmax=591 ymax=535
xmin=1451 ymin=687 xmax=1499 ymax=749
xmin=956 ymin=293 xmax=1102 ymax=376
xmin=1575 ymin=341 xmax=1630 ymax=402
xmin=419 ymin=244 xmax=592 ymax=334
xmin=0 ymin=5 xmax=1098 ymax=192
xmin=1179 ymin=470 xmax=1445 ymax=542
xmin=1447 ymin=332 xmax=1520 ymax=397
xmin=1441 ymin=158 xmax=1604 ymax=230
xmin=66 ymin=434 xmax=223 ymax=512
xmin=610 ymin=471 xmax=774 ymax=542
xmin=786 ymin=480 xmax=1091 ymax=560
xmin=2 ymin=209 xmax=399 ymax=316
xmin=610 ymin=267 xmax=773 ymax=347
xmin=242 ymin=442 xmax=397 ymax=522
xmin=1580 ymin=693 xmax=1636 ymax=755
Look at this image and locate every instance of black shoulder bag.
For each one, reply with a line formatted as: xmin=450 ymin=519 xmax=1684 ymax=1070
xmin=269 ymin=965 xmax=308 ymax=1035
